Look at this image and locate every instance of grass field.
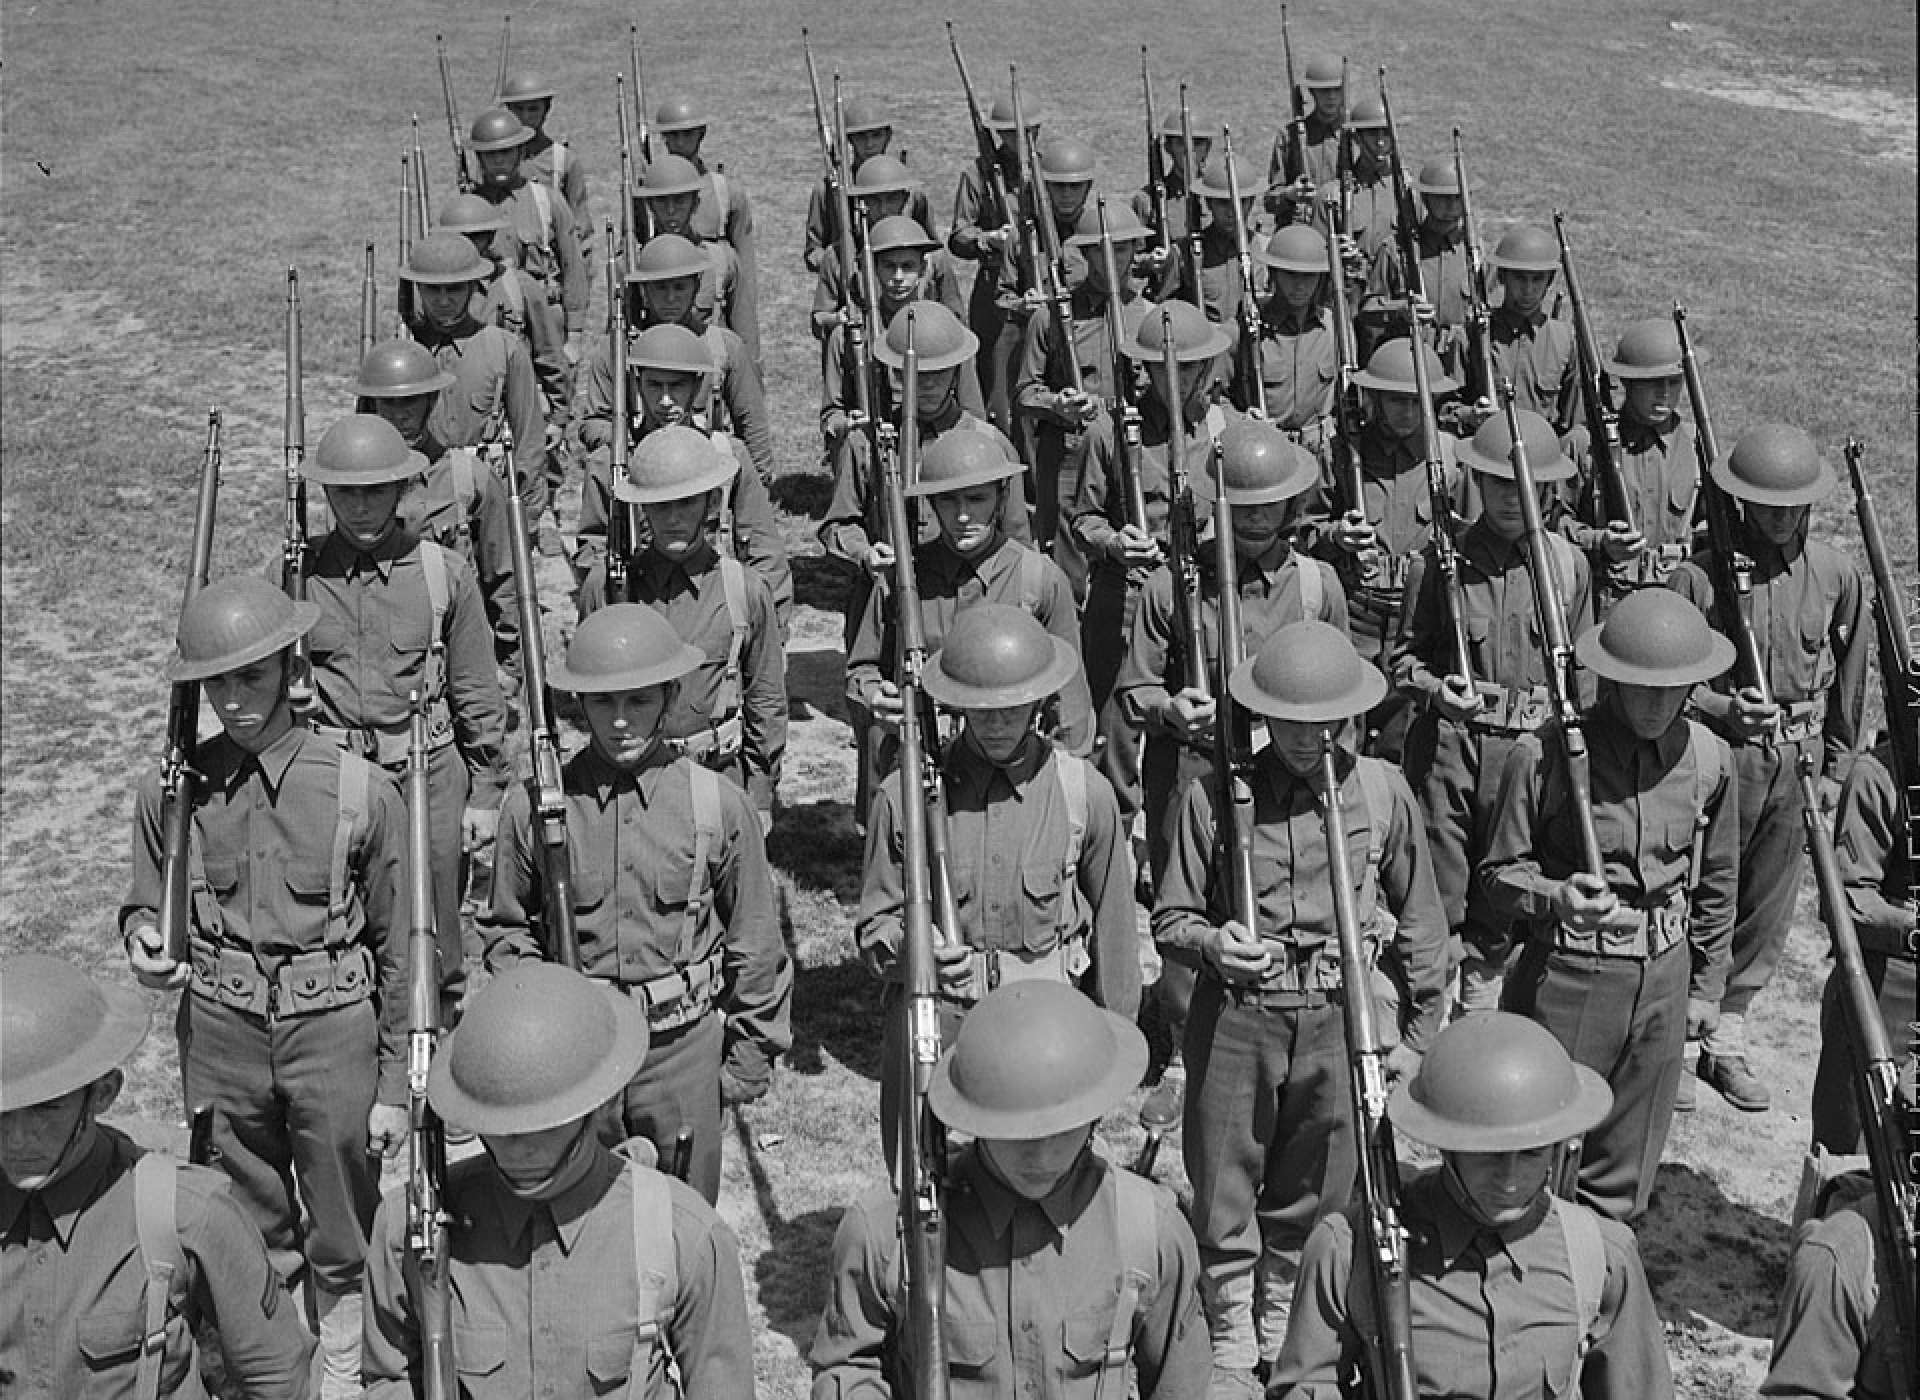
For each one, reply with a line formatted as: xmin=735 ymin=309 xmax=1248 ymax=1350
xmin=3 ymin=0 xmax=1914 ymax=1394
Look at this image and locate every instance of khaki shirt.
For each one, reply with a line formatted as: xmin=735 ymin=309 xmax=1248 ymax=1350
xmin=412 ymin=314 xmax=549 ymax=491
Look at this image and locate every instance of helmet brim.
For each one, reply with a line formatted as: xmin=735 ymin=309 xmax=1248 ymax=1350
xmin=549 ymin=638 xmax=705 ymax=694
xmin=1389 ymin=1060 xmax=1612 ymax=1153
xmin=1229 ymin=655 xmax=1387 ymax=722
xmin=874 ymin=331 xmax=980 ymax=373
xmin=613 ymin=456 xmax=737 ymax=504
xmin=1709 ymin=454 xmax=1835 ymax=507
xmin=1574 ymin=626 xmax=1735 ymax=687
xmin=302 ymin=448 xmax=430 ymax=488
xmin=166 ymin=600 xmax=321 ymax=683
xmin=1121 ymin=327 xmax=1233 ymax=364
xmin=357 ymin=370 xmax=458 ymax=399
xmin=928 ymin=1010 xmax=1148 ymax=1140
xmin=1350 ymin=363 xmax=1462 ymax=395
xmin=921 ymin=636 xmax=1080 ymax=710
xmin=0 ymin=976 xmax=150 ymax=1111
xmin=634 ymin=177 xmax=705 ymax=199
xmin=1454 ymin=438 xmax=1577 ymax=482
xmin=399 ymin=265 xmax=490 ymax=286
xmin=429 ymin=984 xmax=651 ymax=1135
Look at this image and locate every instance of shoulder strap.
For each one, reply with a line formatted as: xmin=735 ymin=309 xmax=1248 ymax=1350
xmin=626 ymin=1161 xmax=679 ymax=1374
xmin=327 ymin=752 xmax=373 ymax=932
xmin=709 ymin=170 xmax=731 ymax=233
xmin=1050 ymin=751 xmax=1090 ymax=939
xmin=1555 ymin=1199 xmax=1609 ymax=1368
xmin=711 ymin=557 xmax=751 ymax=722
xmin=1683 ymin=719 xmax=1722 ymax=893
xmin=1017 ymin=544 xmax=1048 ymax=615
xmin=132 ymin=1152 xmax=183 ymax=1400
xmin=678 ymin=765 xmax=725 ymax=963
xmin=550 ymin=140 xmax=567 ymax=192
xmin=527 ymin=179 xmax=555 ymax=248
xmin=448 ymin=451 xmax=479 ymax=555
xmin=1093 ymin=1170 xmax=1159 ymax=1400
xmin=708 ymin=432 xmax=739 ymax=555
xmin=1352 ymin=758 xmax=1394 ymax=924
xmin=1293 ymin=553 xmax=1324 ymax=622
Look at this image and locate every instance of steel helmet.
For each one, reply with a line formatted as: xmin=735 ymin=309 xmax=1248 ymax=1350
xmin=166 ymin=575 xmax=321 ymax=684
xmin=1605 ymin=319 xmax=1683 ymax=380
xmin=1454 ymin=407 xmax=1576 ymax=482
xmin=629 ymin=233 xmax=711 ymax=284
xmin=1123 ymin=300 xmax=1231 ymax=363
xmin=984 ymin=94 xmax=1043 ymax=132
xmin=302 ymin=413 xmax=427 ymax=487
xmin=1258 ymin=224 xmax=1330 ymax=274
xmin=1302 ymin=55 xmax=1346 ymax=89
xmin=928 ymin=981 xmax=1147 ymax=1139
xmin=841 ymin=97 xmax=892 ymax=136
xmin=1194 ymin=151 xmax=1261 ymax=200
xmin=874 ymin=301 xmax=979 ymax=372
xmin=1230 ymin=619 xmax=1386 ymax=721
xmin=497 ymin=70 xmax=556 ymax=105
xmin=922 ymin=603 xmax=1079 ymax=709
xmin=1489 ymin=224 xmax=1559 ymax=274
xmin=1390 ymin=1011 xmax=1612 ymax=1152
xmin=851 ymin=154 xmax=915 ymax=197
xmin=1713 ymin=422 xmax=1834 ymax=506
xmin=1037 ymin=137 xmax=1097 ymax=185
xmin=355 ymin=338 xmax=455 ymax=399
xmin=651 ymin=96 xmax=709 ymax=134
xmin=1217 ymin=419 xmax=1319 ymax=505
xmin=437 ymin=192 xmax=511 ymax=235
xmin=468 ymin=107 xmax=532 ymax=153
xmin=429 ymin=964 xmax=650 ymax=1134
xmin=1352 ymin=337 xmax=1459 ymax=395
xmin=400 ymin=232 xmax=492 ymax=286
xmin=1575 ymin=589 xmax=1734 ymax=688
xmin=0 ymin=955 xmax=150 ymax=1111
xmin=1414 ymin=160 xmax=1460 ymax=197
xmin=1346 ymin=97 xmax=1388 ymax=131
xmin=627 ymin=323 xmax=714 ymax=377
xmin=1159 ymin=107 xmax=1221 ymax=141
xmin=635 ymin=155 xmax=704 ymax=199
xmin=905 ymin=430 xmax=1022 ymax=498
xmin=548 ymin=602 xmax=704 ymax=694
xmin=1066 ymin=199 xmax=1151 ymax=249
xmin=615 ymin=423 xmax=736 ymax=504
xmin=867 ymin=215 xmax=939 ymax=257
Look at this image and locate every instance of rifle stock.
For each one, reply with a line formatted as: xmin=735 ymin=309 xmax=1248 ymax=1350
xmin=1279 ymin=5 xmax=1308 ymax=183
xmin=1848 ymin=440 xmax=1918 ymax=793
xmin=1378 ymin=70 xmax=1427 ymax=313
xmin=1452 ymin=130 xmax=1496 ymax=412
xmin=1554 ymin=214 xmax=1635 ymax=533
xmin=1161 ymin=308 xmax=1209 ymax=694
xmin=607 ymin=225 xmax=633 ymax=603
xmin=1221 ymin=126 xmax=1267 ymax=419
xmin=158 ymin=410 xmax=223 ymax=965
xmin=1321 ymin=731 xmax=1419 ymax=1400
xmin=1323 ymin=198 xmax=1367 ymax=516
xmin=281 ymin=269 xmax=314 ymax=717
xmin=1407 ymin=301 xmax=1475 ymax=686
xmin=1141 ymin=49 xmax=1170 ymax=258
xmin=1178 ymin=84 xmax=1204 ymax=309
xmin=1210 ymin=444 xmax=1259 ymax=933
xmin=1094 ymin=197 xmax=1150 ymax=535
xmin=434 ymin=35 xmax=474 ymax=194
xmin=405 ymin=692 xmax=456 ymax=1400
xmin=948 ymin=23 xmax=1015 ymax=238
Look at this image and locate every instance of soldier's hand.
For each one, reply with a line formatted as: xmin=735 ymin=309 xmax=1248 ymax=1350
xmin=1409 ymin=292 xmax=1437 ymax=326
xmin=366 ymin=1102 xmax=409 ymax=1160
xmin=1052 ymin=388 xmax=1099 ymax=427
xmin=1163 ymin=687 xmax=1217 ymax=743
xmin=462 ymin=805 xmax=500 ymax=855
xmin=1728 ymin=685 xmax=1778 ymax=741
xmin=863 ymin=540 xmax=896 ymax=577
xmin=1600 ymin=521 xmax=1646 ymax=562
xmin=1331 ymin=510 xmax=1378 ymax=555
xmin=1335 ymin=233 xmax=1364 ymax=274
xmin=125 ymin=923 xmax=189 ymax=992
xmin=933 ymin=938 xmax=975 ymax=996
xmin=1140 ymin=243 xmax=1173 ymax=274
xmin=870 ymin=680 xmax=906 ymax=729
xmin=1383 ymin=1043 xmax=1423 ymax=1085
xmin=1433 ymin=674 xmax=1484 ymax=723
xmin=1552 ymin=871 xmax=1617 ymax=934
xmin=1111 ymin=524 xmax=1164 ymax=569
xmin=1204 ymin=919 xmax=1271 ymax=982
xmin=720 ymin=1067 xmax=771 ymax=1107
xmin=1685 ymin=996 xmax=1719 ymax=1041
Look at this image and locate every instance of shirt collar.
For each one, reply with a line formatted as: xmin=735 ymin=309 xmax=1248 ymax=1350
xmin=484 ymin=1140 xmax=624 ymax=1256
xmin=947 ymin=731 xmax=1049 ymax=798
xmin=576 ymin=744 xmax=677 ymax=800
xmin=641 ymin=538 xmax=718 ymax=591
xmin=1588 ymin=703 xmax=1687 ymax=769
xmin=248 ymin=722 xmax=312 ymax=794
xmin=323 ymin=524 xmax=415 ymax=577
xmin=1463 ymin=517 xmax=1523 ymax=568
xmin=1425 ymin=1164 xmax=1553 ymax=1271
xmin=0 ymin=1125 xmax=121 ymax=1248
xmin=961 ymin=1141 xmax=1104 ymax=1240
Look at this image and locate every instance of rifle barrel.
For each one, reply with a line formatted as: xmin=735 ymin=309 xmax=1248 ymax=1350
xmin=1161 ymin=306 xmax=1209 ymax=693
xmin=1553 ymin=213 xmax=1635 ymax=533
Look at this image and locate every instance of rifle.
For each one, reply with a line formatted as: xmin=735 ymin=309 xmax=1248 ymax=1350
xmin=281 ymin=268 xmax=315 ymax=717
xmin=1140 ymin=48 xmax=1170 ymax=258
xmin=1006 ymin=64 xmax=1045 ymax=303
xmin=1210 ymin=442 xmax=1260 ymax=946
xmin=1554 ymin=213 xmax=1635 ymax=533
xmin=157 ymin=410 xmax=223 ymax=965
xmin=411 ymin=114 xmax=434 ymax=230
xmin=1094 ymin=197 xmax=1150 ymax=535
xmin=802 ymin=30 xmax=839 ymax=208
xmin=399 ymin=152 xmax=417 ymax=330
xmin=1022 ymin=97 xmax=1085 ymax=402
xmin=1408 ymin=301 xmax=1476 ymax=687
xmin=434 ymin=35 xmax=474 ymax=193
xmin=1499 ymin=382 xmax=1605 ymax=877
xmin=629 ymin=23 xmax=652 ymax=164
xmin=948 ymin=23 xmax=1015 ymax=236
xmin=1279 ymin=4 xmax=1309 ymax=184
xmin=606 ymin=224 xmax=633 ymax=603
xmin=616 ymin=73 xmax=637 ymax=265
xmin=1220 ymin=126 xmax=1267 ymax=419
xmin=359 ymin=242 xmax=378 ymax=362
xmin=880 ymin=311 xmax=953 ymax=1399
xmin=1378 ymin=70 xmax=1428 ymax=319
xmin=405 ymin=692 xmax=456 ymax=1400
xmin=500 ymin=409 xmax=581 ymax=971
xmin=1160 ymin=307 xmax=1209 ymax=694
xmin=493 ymin=13 xmax=511 ymax=102
xmin=1323 ymin=196 xmax=1367 ymax=517
xmin=1452 ymin=130 xmax=1497 ymax=413
xmin=1177 ymin=83 xmax=1205 ymax=308
xmin=1848 ymin=440 xmax=1919 ymax=809
xmin=1320 ymin=729 xmax=1418 ymax=1400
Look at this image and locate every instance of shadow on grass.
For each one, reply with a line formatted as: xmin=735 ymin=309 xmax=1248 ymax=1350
xmin=770 ymin=471 xmax=835 ymax=521
xmin=735 ymin=1108 xmax=846 ymax=1359
xmin=793 ymin=553 xmax=855 ymax=617
xmin=1641 ymin=1162 xmax=1788 ymax=1337
xmin=787 ymin=645 xmax=848 ymax=723
xmin=786 ymin=957 xmax=884 ymax=1083
xmin=769 ymin=798 xmax=863 ymax=902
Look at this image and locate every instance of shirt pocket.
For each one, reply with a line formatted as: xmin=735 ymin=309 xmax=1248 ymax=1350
xmin=1060 ymin=1301 xmax=1124 ymax=1378
xmin=453 ymin=1320 xmax=510 ymax=1384
xmin=584 ymin=1322 xmax=643 ymax=1394
xmin=942 ymin=1290 xmax=1001 ymax=1378
xmin=1019 ymin=861 xmax=1069 ymax=953
xmin=387 ymin=638 xmax=434 ymax=706
xmin=571 ymin=860 xmax=614 ymax=918
xmin=76 ymin=1304 xmax=147 ymax=1371
xmin=1797 ymin=614 xmax=1835 ymax=694
xmin=286 ymin=858 xmax=334 ymax=915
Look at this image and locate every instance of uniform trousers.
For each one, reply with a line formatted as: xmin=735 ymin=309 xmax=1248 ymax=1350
xmin=375 ymin=741 xmax=471 ymax=997
xmin=609 ymin=1010 xmax=724 ymax=1205
xmin=1713 ymin=736 xmax=1814 ymax=1025
xmin=177 ymin=995 xmax=379 ymax=1293
xmin=1404 ymin=716 xmax=1526 ymax=961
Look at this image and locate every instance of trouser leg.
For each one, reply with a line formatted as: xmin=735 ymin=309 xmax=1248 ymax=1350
xmin=278 ymin=1003 xmax=382 ymax=1291
xmin=614 ymin=1012 xmax=726 ymax=1204
xmin=1712 ymin=742 xmax=1807 ymax=1029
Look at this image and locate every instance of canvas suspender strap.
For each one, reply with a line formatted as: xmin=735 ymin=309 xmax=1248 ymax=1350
xmin=677 ymin=765 xmax=723 ymax=963
xmin=326 ymin=752 xmax=371 ymax=935
xmin=626 ymin=1161 xmax=678 ymax=1386
xmin=551 ymin=141 xmax=567 ymax=196
xmin=1352 ymin=758 xmax=1393 ymax=929
xmin=1049 ymin=749 xmax=1089 ymax=937
xmin=132 ymin=1152 xmax=183 ymax=1400
xmin=419 ymin=540 xmax=451 ymax=720
xmin=527 ymin=180 xmax=555 ymax=256
xmin=1294 ymin=553 xmax=1324 ymax=622
xmin=1092 ymin=1169 xmax=1159 ymax=1400
xmin=1684 ymin=720 xmax=1723 ymax=893
xmin=448 ymin=451 xmax=478 ymax=556
xmin=709 ymin=170 xmax=730 ymax=238
xmin=707 ymin=557 xmax=751 ymax=727
xmin=1557 ymin=1198 xmax=1608 ymax=1372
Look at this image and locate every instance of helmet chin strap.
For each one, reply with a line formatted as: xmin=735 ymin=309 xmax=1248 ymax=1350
xmin=486 ymin=1115 xmax=598 ymax=1201
xmin=12 ymin=1088 xmax=103 ymax=1195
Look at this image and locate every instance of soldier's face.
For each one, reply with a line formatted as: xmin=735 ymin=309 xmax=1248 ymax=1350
xmin=1311 ymin=87 xmax=1345 ymax=121
xmin=1231 ymin=500 xmax=1294 ymax=557
xmin=930 ymin=483 xmax=1005 ymax=557
xmin=477 ymin=147 xmax=522 ymax=187
xmin=640 ymin=275 xmax=700 ymax=325
xmin=1047 ymin=180 xmax=1091 ymax=224
xmin=662 ymin=128 xmax=705 ymax=160
xmin=372 ymin=393 xmax=434 ymax=447
xmin=207 ymin=654 xmax=292 ymax=751
xmin=1375 ymin=391 xmax=1422 ymax=439
xmin=420 ymin=283 xmax=475 ymax=330
xmin=1609 ymin=682 xmax=1690 ymax=741
xmin=1267 ymin=718 xmax=1347 ymax=778
xmin=325 ymin=482 xmax=408 ymax=550
xmin=648 ymin=193 xmax=698 ymax=235
xmin=640 ymin=491 xmax=716 ymax=558
xmin=504 ymin=99 xmax=550 ymax=136
xmin=1745 ymin=502 xmax=1809 ymax=546
xmin=1422 ymin=193 xmax=1463 ymax=233
xmin=912 ymin=367 xmax=960 ymax=421
xmin=483 ymin=1117 xmax=595 ymax=1199
xmin=1620 ymin=375 xmax=1682 ymax=428
xmin=1446 ymin=1147 xmax=1555 ymax=1229
xmin=463 ymin=230 xmax=500 ymax=265
xmin=1273 ymin=269 xmax=1323 ymax=310
xmin=874 ymin=249 xmax=926 ymax=304
xmin=1164 ymin=135 xmax=1211 ymax=179
xmin=1147 ymin=360 xmax=1212 ymax=418
xmin=1 ymin=1076 xmax=116 ymax=1192
xmin=961 ymin=702 xmax=1041 ymax=763
xmin=862 ymin=189 xmax=910 ymax=221
xmin=1355 ymin=129 xmax=1390 ymax=162
xmin=1476 ymin=476 xmax=1538 ymax=541
xmin=582 ymin=685 xmax=673 ymax=767
xmin=849 ymin=129 xmax=891 ymax=164
xmin=979 ymin=1125 xmax=1092 ymax=1200
xmin=1498 ymin=269 xmax=1555 ymax=317
xmin=638 ymin=370 xmax=700 ymax=426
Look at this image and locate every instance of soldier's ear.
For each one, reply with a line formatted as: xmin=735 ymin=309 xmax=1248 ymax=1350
xmin=88 ymin=1070 xmax=125 ymax=1119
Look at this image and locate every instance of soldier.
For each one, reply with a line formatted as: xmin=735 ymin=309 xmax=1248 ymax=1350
xmin=1667 ymin=423 xmax=1867 ymax=1111
xmin=809 ymin=979 xmax=1212 ymax=1397
xmin=400 ymin=231 xmax=551 ymax=526
xmin=119 ymin=576 xmax=408 ymax=1395
xmin=1133 ymin=104 xmax=1219 ymax=255
xmin=1360 ymin=159 xmax=1470 ymax=370
xmin=580 ymin=427 xmax=787 ymax=826
xmin=1394 ymin=408 xmax=1592 ymax=1013
xmin=437 ymin=191 xmax=571 ymax=432
xmin=1485 ymin=225 xmax=1578 ymax=434
xmin=1270 ymin=1012 xmax=1676 ymax=1398
xmin=949 ymin=90 xmax=1041 ymax=438
xmin=574 ymin=323 xmax=793 ymax=632
xmin=1 ymin=954 xmax=315 ymax=1399
xmin=1240 ymin=224 xmax=1339 ymax=442
xmin=1310 ymin=96 xmax=1397 ymax=282
xmin=803 ymin=94 xmax=935 ymax=272
xmin=299 ymin=414 xmax=510 ymax=1007
xmin=1185 ymin=149 xmax=1263 ymax=335
xmin=356 ymin=338 xmax=522 ymax=681
xmin=810 ymin=159 xmax=963 ymax=344
xmin=1267 ymin=54 xmax=1348 ymax=217
xmin=361 ymin=963 xmax=756 ymax=1396
xmin=480 ymin=605 xmax=791 ymax=1202
xmin=633 ymin=149 xmax=761 ymax=375
xmin=1154 ymin=620 xmax=1447 ymax=1386
xmin=1479 ymin=589 xmax=1739 ymax=1221
xmin=498 ymin=69 xmax=593 ymax=264
xmin=1563 ymin=318 xmax=1700 ymax=614
xmin=467 ymin=107 xmax=590 ymax=365
xmin=653 ymin=97 xmax=760 ymax=354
